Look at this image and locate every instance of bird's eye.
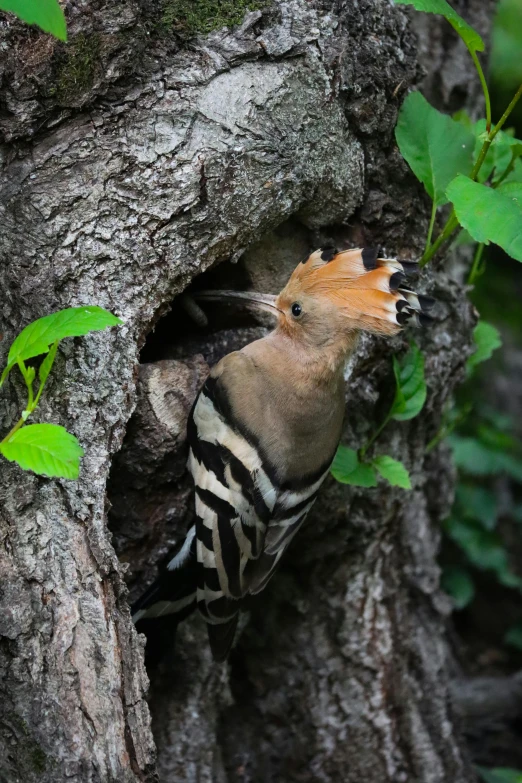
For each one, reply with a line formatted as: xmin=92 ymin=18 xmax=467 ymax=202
xmin=291 ymin=302 xmax=302 ymax=318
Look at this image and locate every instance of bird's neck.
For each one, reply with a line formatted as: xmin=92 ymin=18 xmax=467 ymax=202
xmin=262 ymin=327 xmax=357 ymax=385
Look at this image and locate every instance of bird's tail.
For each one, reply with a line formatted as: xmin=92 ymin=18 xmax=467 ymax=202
xmin=131 ymin=524 xmax=198 ymax=624
xmin=131 ymin=523 xmax=240 ymax=662
xmin=206 ymin=615 xmax=239 ymax=662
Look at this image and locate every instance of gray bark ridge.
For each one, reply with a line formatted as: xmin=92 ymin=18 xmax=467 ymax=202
xmin=0 ymin=0 xmax=493 ymax=781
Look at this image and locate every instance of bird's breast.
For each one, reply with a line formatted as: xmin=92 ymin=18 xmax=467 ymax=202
xmin=227 ymin=362 xmax=345 ymax=485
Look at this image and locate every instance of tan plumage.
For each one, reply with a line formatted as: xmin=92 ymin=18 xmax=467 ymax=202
xmin=132 ymin=247 xmax=434 ymax=660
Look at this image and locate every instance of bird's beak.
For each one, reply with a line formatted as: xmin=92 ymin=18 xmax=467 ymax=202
xmin=193 ymin=290 xmax=281 ymax=318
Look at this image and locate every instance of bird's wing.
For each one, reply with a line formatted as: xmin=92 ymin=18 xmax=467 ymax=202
xmin=187 ymin=353 xmax=278 ymax=657
xmin=188 ymin=351 xmax=334 ymax=658
xmin=242 ymin=463 xmax=331 ymax=595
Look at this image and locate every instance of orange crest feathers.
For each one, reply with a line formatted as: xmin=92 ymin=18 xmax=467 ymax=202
xmin=285 ymin=247 xmax=434 ymax=335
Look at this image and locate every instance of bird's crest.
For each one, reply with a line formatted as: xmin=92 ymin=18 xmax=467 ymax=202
xmin=281 ymin=247 xmax=434 ymax=335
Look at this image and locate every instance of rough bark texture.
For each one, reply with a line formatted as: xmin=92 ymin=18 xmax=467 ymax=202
xmin=452 ymin=673 xmax=522 ymax=771
xmin=0 ymin=1 xmax=495 ymax=781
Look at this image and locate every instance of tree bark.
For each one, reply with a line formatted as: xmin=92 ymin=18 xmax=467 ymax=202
xmin=451 ymin=673 xmax=522 ymax=771
xmin=0 ymin=1 xmax=494 ymax=781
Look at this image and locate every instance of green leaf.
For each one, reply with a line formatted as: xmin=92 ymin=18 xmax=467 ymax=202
xmin=472 ymin=120 xmax=522 ymax=184
xmin=466 ymin=321 xmax=502 ymax=374
xmin=450 ymin=436 xmax=499 ymax=475
xmin=453 ymin=109 xmax=473 ymax=130
xmin=449 ymin=434 xmax=522 ymax=481
xmin=504 ymin=622 xmax=522 ymax=651
xmin=395 ymin=92 xmax=475 ymax=205
xmin=497 ymin=181 xmax=522 ymax=202
xmin=1 ymin=306 xmax=122 ymax=387
xmin=481 ymin=406 xmax=513 ymax=432
xmin=477 ymin=423 xmax=519 ymax=452
xmin=38 ymin=340 xmax=59 ymax=388
xmin=390 ymin=342 xmax=427 ymax=421
xmin=503 ymin=158 xmax=522 ymax=186
xmin=455 ymin=484 xmax=497 ymax=530
xmin=476 ymin=767 xmax=522 ymax=783
xmin=0 ymin=0 xmax=67 ymax=40
xmin=490 ymin=0 xmax=522 ymax=94
xmin=372 ymin=455 xmax=412 ymax=489
xmin=444 ymin=517 xmax=520 ymax=584
xmin=441 ymin=565 xmax=475 ymax=609
xmin=0 ymin=424 xmax=84 ymax=479
xmin=447 ymin=175 xmax=522 ymax=262
xmin=393 ymin=0 xmax=484 ymax=53
xmin=331 ymin=446 xmax=378 ymax=488
xmin=496 ymin=451 xmax=522 ymax=482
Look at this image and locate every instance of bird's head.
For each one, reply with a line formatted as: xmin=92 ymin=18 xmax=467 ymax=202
xmin=274 ymin=247 xmax=433 ymax=343
xmin=195 ymin=247 xmax=433 ymax=363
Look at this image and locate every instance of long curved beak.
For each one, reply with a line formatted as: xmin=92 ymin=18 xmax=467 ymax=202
xmin=193 ymin=290 xmax=281 ymax=318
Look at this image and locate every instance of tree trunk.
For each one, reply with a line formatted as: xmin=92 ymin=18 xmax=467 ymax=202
xmin=0 ymin=1 xmax=494 ymax=781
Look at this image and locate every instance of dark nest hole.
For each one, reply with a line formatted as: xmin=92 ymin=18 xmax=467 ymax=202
xmin=140 ymin=259 xmax=268 ymax=366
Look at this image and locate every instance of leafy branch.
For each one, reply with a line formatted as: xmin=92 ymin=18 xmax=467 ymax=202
xmin=0 ymin=307 xmax=122 ymax=479
xmin=395 ymin=0 xmax=490 ymax=123
xmin=392 ymin=3 xmax=522 ymax=626
xmin=433 ymin=321 xmax=522 ymax=614
xmin=394 ymin=0 xmax=522 ymax=272
xmin=331 ymin=343 xmax=426 ymax=491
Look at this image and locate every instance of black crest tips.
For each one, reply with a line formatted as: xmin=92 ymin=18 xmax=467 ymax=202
xmin=400 ymin=261 xmax=419 ymax=275
xmin=320 ymin=245 xmax=337 ymax=262
xmin=362 ymin=247 xmax=379 ymax=270
xmin=396 ymin=299 xmax=409 ymax=312
xmin=389 ymin=271 xmax=406 ymax=291
xmin=418 ymin=312 xmax=434 ymax=327
xmin=396 ymin=312 xmax=410 ymax=326
xmin=418 ymin=295 xmax=436 ymax=312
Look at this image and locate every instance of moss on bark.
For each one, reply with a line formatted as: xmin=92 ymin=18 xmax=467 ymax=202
xmin=52 ymin=33 xmax=101 ymax=104
xmin=159 ymin=0 xmax=264 ymax=34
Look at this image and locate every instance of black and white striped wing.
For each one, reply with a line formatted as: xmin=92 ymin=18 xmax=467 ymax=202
xmin=187 ymin=376 xmax=276 ymax=646
xmin=244 ymin=466 xmax=331 ymax=596
xmin=187 ymin=371 xmax=332 ymax=658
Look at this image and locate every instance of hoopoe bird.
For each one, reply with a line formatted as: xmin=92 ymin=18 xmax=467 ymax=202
xmin=132 ymin=247 xmax=434 ymax=661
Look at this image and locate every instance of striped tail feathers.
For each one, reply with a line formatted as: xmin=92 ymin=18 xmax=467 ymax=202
xmin=131 ymin=524 xmax=198 ymax=623
xmin=295 ymin=247 xmax=435 ymax=335
xmin=130 ymin=516 xmax=240 ymax=661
